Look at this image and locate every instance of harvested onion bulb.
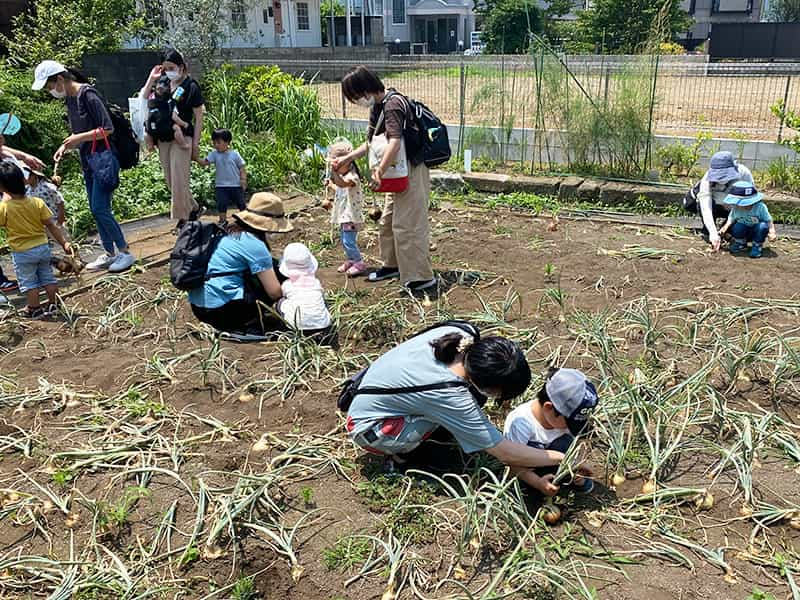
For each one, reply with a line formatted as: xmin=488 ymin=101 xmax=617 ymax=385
xmin=611 ymin=472 xmax=626 ymax=487
xmin=542 ymin=501 xmax=562 ymax=525
xmin=694 ymin=491 xmax=714 ymax=511
xmin=640 ymin=479 xmax=656 ymax=495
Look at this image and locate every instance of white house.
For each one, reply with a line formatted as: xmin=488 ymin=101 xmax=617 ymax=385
xmin=382 ymin=0 xmax=475 ymax=52
xmin=226 ymin=0 xmax=323 ymax=47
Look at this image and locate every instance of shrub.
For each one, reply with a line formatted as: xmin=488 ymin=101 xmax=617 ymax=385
xmin=0 ymin=64 xmax=69 ymax=164
xmin=60 ymin=153 xmax=170 ymax=239
xmin=659 ymin=41 xmax=685 ymax=55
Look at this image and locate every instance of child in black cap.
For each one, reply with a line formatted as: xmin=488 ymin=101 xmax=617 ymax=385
xmin=504 ymin=367 xmax=598 ymax=496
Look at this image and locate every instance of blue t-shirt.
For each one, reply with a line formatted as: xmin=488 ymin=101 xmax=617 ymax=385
xmin=347 ymin=326 xmax=503 ymax=453
xmin=727 ymin=202 xmax=771 ymax=226
xmin=187 ymin=232 xmax=272 ymax=309
xmin=206 ymin=149 xmax=245 ymax=188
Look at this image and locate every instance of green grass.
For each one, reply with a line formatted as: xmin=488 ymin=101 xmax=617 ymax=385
xmin=323 ymin=536 xmax=373 ymax=571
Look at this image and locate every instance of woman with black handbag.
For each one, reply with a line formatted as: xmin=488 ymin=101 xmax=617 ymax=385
xmin=32 ymin=60 xmax=134 ymax=273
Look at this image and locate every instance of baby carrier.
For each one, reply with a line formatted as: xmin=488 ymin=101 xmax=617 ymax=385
xmin=147 ymin=77 xmax=175 ymax=143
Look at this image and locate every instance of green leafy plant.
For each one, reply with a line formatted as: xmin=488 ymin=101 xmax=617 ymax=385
xmin=478 ymin=0 xmax=543 ymax=54
xmin=323 ymin=536 xmax=373 ymax=571
xmin=230 ymin=575 xmax=258 ymax=600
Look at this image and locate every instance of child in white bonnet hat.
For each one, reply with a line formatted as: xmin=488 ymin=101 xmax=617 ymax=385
xmin=278 ymin=242 xmax=332 ymax=331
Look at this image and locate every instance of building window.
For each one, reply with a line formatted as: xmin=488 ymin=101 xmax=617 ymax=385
xmin=263 ymin=7 xmax=269 ymax=22
xmin=296 ymin=2 xmax=310 ymax=29
xmin=231 ymin=0 xmax=247 ymax=29
xmin=392 ymin=0 xmax=405 ymax=24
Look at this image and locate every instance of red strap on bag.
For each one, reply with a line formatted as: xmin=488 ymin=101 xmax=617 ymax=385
xmin=90 ymin=128 xmax=111 ymax=154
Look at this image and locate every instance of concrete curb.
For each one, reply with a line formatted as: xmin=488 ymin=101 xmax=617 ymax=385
xmin=430 ymin=170 xmax=800 ymax=213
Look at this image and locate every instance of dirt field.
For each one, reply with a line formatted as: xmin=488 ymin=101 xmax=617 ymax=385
xmin=1 ymin=201 xmax=799 ymax=599
xmin=314 ymin=69 xmax=800 ymax=140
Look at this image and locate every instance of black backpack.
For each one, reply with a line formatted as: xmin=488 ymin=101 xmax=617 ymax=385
xmin=682 ymin=181 xmax=701 ymax=214
xmin=106 ymin=102 xmax=140 ymax=170
xmin=337 ymin=320 xmax=484 ymax=412
xmin=169 ymin=220 xmax=244 ymax=291
xmin=385 ymin=92 xmax=452 ymax=169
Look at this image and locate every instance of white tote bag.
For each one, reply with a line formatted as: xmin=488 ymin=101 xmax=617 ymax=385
xmin=368 ymin=109 xmax=408 ymax=193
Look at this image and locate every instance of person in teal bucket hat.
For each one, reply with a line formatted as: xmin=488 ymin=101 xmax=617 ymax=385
xmin=719 ymin=181 xmax=777 ymax=258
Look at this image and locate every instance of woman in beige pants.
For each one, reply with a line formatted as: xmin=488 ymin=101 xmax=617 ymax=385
xmin=139 ymin=49 xmax=204 ymax=221
xmin=332 ymin=65 xmax=437 ymax=296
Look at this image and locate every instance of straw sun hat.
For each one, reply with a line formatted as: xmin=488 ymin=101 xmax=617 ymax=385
xmin=233 ymin=192 xmax=293 ymax=233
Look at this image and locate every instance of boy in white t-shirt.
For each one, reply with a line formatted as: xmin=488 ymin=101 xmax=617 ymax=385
xmin=504 ymin=368 xmax=598 ymax=496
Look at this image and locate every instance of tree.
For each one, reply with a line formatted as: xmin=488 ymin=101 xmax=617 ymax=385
xmin=477 ymin=0 xmax=543 ymax=54
xmin=767 ymin=0 xmax=800 ymax=22
xmin=577 ymin=0 xmax=691 ymax=54
xmin=1 ymin=0 xmax=143 ymax=67
xmin=320 ymin=0 xmax=345 ymax=46
xmin=159 ymin=0 xmax=257 ymax=68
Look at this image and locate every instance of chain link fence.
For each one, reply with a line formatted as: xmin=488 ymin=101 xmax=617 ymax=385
xmin=263 ymin=58 xmax=800 ymax=142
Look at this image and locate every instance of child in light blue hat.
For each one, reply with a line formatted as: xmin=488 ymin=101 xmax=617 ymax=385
xmin=719 ymin=181 xmax=776 ymax=258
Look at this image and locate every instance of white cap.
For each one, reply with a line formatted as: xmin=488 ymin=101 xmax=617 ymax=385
xmin=32 ymin=60 xmax=67 ymax=90
xmin=279 ymin=243 xmax=319 ymax=278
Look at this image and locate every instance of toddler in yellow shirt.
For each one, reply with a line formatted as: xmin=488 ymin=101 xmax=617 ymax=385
xmin=0 ymin=162 xmax=70 ymax=318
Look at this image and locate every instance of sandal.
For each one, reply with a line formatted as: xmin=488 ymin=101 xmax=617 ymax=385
xmin=20 ymin=306 xmax=46 ymax=320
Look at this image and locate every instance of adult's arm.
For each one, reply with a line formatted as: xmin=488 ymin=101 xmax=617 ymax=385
xmin=485 ymin=438 xmax=564 ymax=469
xmin=4 ymin=146 xmax=44 ymax=170
xmin=332 ymin=142 xmax=368 ymax=171
xmin=256 ymin=268 xmax=282 ymax=300
xmin=139 ymin=65 xmax=162 ymax=99
xmin=696 ymin=175 xmax=720 ymax=250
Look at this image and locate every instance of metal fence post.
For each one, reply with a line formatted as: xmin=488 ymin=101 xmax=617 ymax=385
xmin=778 ymin=75 xmax=792 ymax=143
xmin=342 ymin=90 xmax=347 ymax=119
xmin=458 ymin=58 xmax=466 ymax=159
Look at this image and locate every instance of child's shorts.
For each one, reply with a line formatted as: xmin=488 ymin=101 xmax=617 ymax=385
xmin=215 ymin=187 xmax=245 ymax=213
xmin=346 ymin=415 xmax=438 ymax=455
xmin=11 ymin=244 xmax=56 ymax=293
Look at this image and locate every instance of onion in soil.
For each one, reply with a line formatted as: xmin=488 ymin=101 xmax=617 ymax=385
xmin=739 ymin=504 xmax=754 ymax=518
xmin=369 ymin=207 xmax=383 ymax=222
xmin=251 ymin=435 xmax=270 ymax=453
xmin=542 ymin=501 xmax=562 ymax=525
xmin=694 ymin=491 xmax=714 ymax=511
xmin=789 ymin=517 xmax=800 ymax=531
xmin=611 ymin=472 xmax=626 ymax=487
xmin=203 ymin=544 xmax=224 ymax=559
xmin=238 ymin=392 xmax=254 ymax=403
xmin=640 ymin=479 xmax=656 ymax=495
xmin=65 ymin=511 xmax=80 ymax=528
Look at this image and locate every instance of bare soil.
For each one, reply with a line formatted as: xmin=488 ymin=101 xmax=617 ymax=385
xmin=0 ymin=201 xmax=798 ymax=599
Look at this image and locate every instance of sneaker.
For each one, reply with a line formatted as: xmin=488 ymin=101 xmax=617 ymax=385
xmin=404 ymin=278 xmax=438 ymax=295
xmin=86 ymin=253 xmax=117 ymax=271
xmin=749 ymin=244 xmax=763 ymax=259
xmin=0 ymin=279 xmax=19 ymax=293
xmin=108 ymin=252 xmax=136 ymax=273
xmin=729 ymin=240 xmax=747 ymax=254
xmin=368 ymin=267 xmax=400 ymax=282
xmin=20 ymin=306 xmax=46 ymax=320
xmin=337 ymin=260 xmax=354 ymax=274
xmin=346 ymin=261 xmax=368 ymax=277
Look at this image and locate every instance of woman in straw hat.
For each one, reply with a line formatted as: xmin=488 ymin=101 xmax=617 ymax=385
xmin=188 ymin=192 xmax=292 ymax=334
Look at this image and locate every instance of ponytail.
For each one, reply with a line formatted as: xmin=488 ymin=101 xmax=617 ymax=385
xmin=430 ymin=332 xmax=465 ymax=364
xmin=66 ymin=67 xmax=90 ymax=84
xmin=431 ymin=332 xmax=531 ymax=402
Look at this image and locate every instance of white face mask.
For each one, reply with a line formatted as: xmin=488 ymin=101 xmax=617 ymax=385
xmin=356 ymin=96 xmax=375 ymax=108
xmin=49 ymin=83 xmax=66 ymax=99
xmin=165 ymin=70 xmax=181 ymax=81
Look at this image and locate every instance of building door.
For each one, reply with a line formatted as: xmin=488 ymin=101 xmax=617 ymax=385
xmin=426 ymin=20 xmax=438 ymax=52
xmin=436 ymin=18 xmax=447 ymax=53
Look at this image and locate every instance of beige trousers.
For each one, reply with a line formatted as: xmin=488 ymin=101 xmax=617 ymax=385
xmin=379 ymin=162 xmax=434 ymax=284
xmin=158 ymin=140 xmax=198 ymax=220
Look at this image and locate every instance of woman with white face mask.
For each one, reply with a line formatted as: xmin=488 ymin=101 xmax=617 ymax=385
xmin=332 ymin=65 xmax=437 ymax=297
xmin=31 ymin=60 xmax=135 ymax=273
xmin=139 ymin=48 xmax=205 ymax=221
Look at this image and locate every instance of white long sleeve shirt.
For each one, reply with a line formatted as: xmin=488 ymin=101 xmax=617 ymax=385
xmin=697 ymin=164 xmax=754 ymax=245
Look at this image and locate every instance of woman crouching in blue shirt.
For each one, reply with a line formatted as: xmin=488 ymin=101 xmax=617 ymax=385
xmin=345 ymin=322 xmax=576 ymax=475
xmin=188 ymin=192 xmax=289 ymax=334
